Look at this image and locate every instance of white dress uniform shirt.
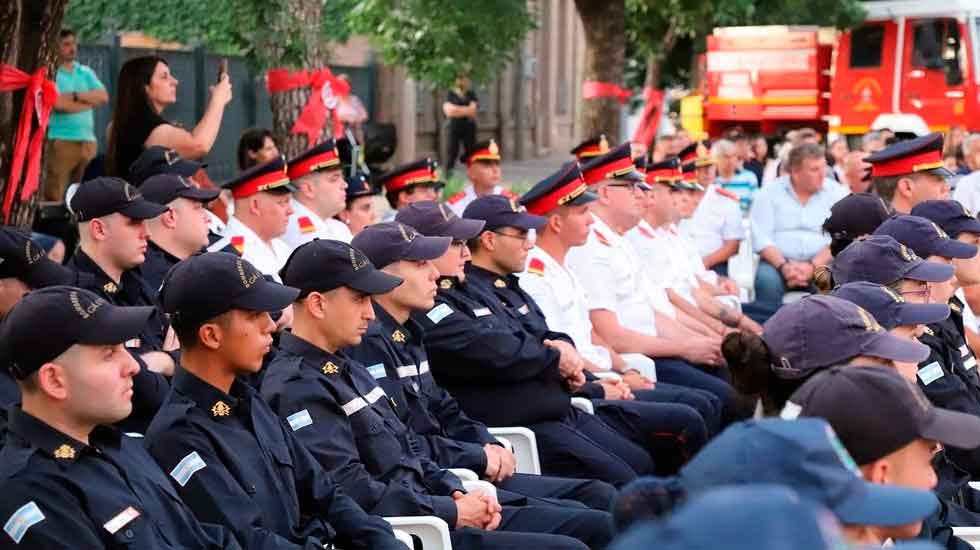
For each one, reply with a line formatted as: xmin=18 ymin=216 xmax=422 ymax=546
xmin=208 ymin=216 xmax=292 ymax=281
xmin=566 ymin=214 xmax=662 ymax=336
xmin=519 ymin=246 xmax=656 ymax=379
xmin=953 ymin=170 xmax=980 ymax=216
xmin=445 ymin=184 xmax=517 ymax=216
xmin=626 ymin=219 xmax=700 ymax=305
xmin=679 ymin=183 xmax=745 ymax=259
xmin=281 ymin=198 xmax=353 ymax=248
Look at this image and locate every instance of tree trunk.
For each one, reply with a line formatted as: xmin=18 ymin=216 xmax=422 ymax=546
xmin=573 ymin=0 xmax=626 ymax=141
xmin=0 ymin=0 xmax=69 ymax=227
xmin=267 ymin=0 xmax=330 ymax=160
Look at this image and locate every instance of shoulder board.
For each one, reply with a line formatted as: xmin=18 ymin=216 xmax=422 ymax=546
xmin=500 ymin=188 xmax=518 ymax=199
xmin=716 ymin=187 xmax=739 ymax=201
xmin=446 ymin=191 xmax=466 ymax=204
xmin=594 ymin=229 xmax=611 ymax=247
xmin=527 ymin=257 xmax=546 ymax=276
xmin=637 ymin=225 xmax=655 ymax=239
xmin=230 ymin=235 xmax=245 ymax=254
xmin=297 ymin=216 xmax=316 ymax=233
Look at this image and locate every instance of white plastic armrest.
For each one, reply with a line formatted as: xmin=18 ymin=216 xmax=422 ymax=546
xmin=495 ymin=436 xmax=514 ymax=453
xmin=448 ymin=468 xmax=479 ymax=482
xmin=969 ymin=481 xmax=980 ymax=492
xmin=392 ymin=528 xmax=415 ymax=549
xmin=385 ymin=516 xmax=453 ymax=550
xmin=487 ymin=427 xmax=541 ymax=475
xmin=593 ymin=372 xmax=622 ymax=383
xmin=952 ymin=526 xmax=980 ymax=547
xmin=463 ymin=479 xmax=498 ymax=502
xmin=571 ymin=397 xmax=595 ymax=415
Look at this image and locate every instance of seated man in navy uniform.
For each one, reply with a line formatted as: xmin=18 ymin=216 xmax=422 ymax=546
xmin=0 ymin=229 xmax=78 ymax=431
xmin=459 ymin=195 xmax=708 ymax=473
xmin=346 ymin=212 xmax=617 ymax=510
xmin=68 ymin=177 xmax=175 ymax=432
xmin=411 ymin=195 xmax=655 ymax=486
xmin=264 ymin=237 xmax=612 ymax=550
xmin=0 ymin=286 xmax=240 ymax=549
xmin=145 ymin=252 xmax=404 ymax=550
xmin=139 ymin=173 xmax=220 ymax=291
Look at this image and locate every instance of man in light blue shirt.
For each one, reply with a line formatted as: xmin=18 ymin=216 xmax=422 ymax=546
xmin=750 ymin=143 xmax=848 ymax=307
xmin=44 ymin=29 xmax=108 ymax=202
xmin=714 ymin=138 xmax=759 ymax=212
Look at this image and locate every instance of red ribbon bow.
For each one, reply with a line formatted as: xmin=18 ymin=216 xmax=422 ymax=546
xmin=266 ymin=68 xmax=350 ymax=147
xmin=582 ymin=80 xmax=632 ymax=105
xmin=0 ymin=64 xmax=57 ymax=220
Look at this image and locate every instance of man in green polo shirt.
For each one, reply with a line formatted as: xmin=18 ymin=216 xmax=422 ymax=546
xmin=44 ymin=29 xmax=108 ymax=202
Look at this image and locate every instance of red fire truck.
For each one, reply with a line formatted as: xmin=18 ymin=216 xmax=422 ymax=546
xmin=699 ymin=0 xmax=980 ymax=139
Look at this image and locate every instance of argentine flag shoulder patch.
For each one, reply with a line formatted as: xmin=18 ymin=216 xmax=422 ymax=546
xmin=170 ymin=451 xmax=207 ymax=487
xmin=367 ymin=364 xmax=387 ymax=379
xmin=4 ymin=501 xmax=44 ymax=544
xmin=918 ymin=362 xmax=944 ymax=385
xmin=426 ymin=303 xmax=453 ymax=324
xmin=287 ymin=409 xmax=314 ymax=431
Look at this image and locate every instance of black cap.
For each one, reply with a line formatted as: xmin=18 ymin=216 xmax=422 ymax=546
xmin=351 ymin=222 xmax=452 ymax=269
xmin=0 ymin=228 xmax=74 ymax=288
xmin=0 ymin=286 xmax=153 ymax=379
xmin=128 ymin=146 xmax=202 ymax=187
xmin=161 ymin=252 xmax=299 ymax=326
xmin=70 ymin=177 xmax=169 ymax=222
xmin=830 ymin=234 xmax=954 ymax=286
xmin=280 ymin=239 xmax=403 ymax=297
xmin=222 ymin=156 xmax=294 ymax=199
xmin=346 ymin=171 xmax=378 ymax=203
xmin=823 ymin=193 xmax=892 ymax=242
xmin=463 ymin=194 xmax=547 ymax=231
xmin=866 ymin=132 xmax=953 ymax=179
xmin=785 ymin=366 xmax=980 ymax=464
xmin=911 ymin=200 xmax=980 ymax=238
xmin=395 ymin=201 xmax=485 ymax=240
xmin=139 ymin=174 xmax=220 ymax=205
xmin=519 ymin=162 xmax=597 ymax=216
xmin=830 ymin=281 xmax=950 ymax=330
xmin=874 ymin=214 xmax=978 ymax=259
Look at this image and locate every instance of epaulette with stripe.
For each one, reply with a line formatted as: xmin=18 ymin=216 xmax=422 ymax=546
xmin=527 ymin=257 xmax=545 ymax=276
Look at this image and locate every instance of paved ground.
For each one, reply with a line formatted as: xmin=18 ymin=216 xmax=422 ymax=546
xmin=500 ymin=151 xmax=572 ymax=190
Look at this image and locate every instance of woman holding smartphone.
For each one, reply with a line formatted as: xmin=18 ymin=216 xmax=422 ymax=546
xmin=106 ymin=55 xmax=232 ymax=182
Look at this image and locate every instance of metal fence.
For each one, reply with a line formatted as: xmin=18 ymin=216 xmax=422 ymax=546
xmin=76 ymin=40 xmax=375 ymax=183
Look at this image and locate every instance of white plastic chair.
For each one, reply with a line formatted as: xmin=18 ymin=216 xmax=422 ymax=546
xmin=447 ymin=468 xmax=479 ymax=482
xmin=953 ymin=527 xmax=980 ymax=548
xmin=487 ymin=427 xmax=541 ymax=475
xmin=385 ymin=516 xmax=452 ymax=550
xmin=392 ymin=529 xmax=415 ymax=549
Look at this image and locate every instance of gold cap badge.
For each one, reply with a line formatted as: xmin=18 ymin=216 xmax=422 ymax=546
xmin=488 ymin=139 xmax=499 ymax=156
xmin=599 ymin=135 xmax=609 ymax=153
xmin=211 ymin=401 xmax=232 ymax=417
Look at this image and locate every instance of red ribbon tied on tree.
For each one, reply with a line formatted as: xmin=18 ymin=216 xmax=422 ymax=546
xmin=582 ymin=80 xmax=632 ymax=104
xmin=266 ymin=67 xmax=351 ymax=146
xmin=0 ymin=64 xmax=57 ymax=220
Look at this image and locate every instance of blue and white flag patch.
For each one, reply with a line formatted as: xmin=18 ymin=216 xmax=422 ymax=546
xmin=426 ymin=303 xmax=453 ymax=324
xmin=367 ymin=364 xmax=387 ymax=379
xmin=287 ymin=409 xmax=314 ymax=431
xmin=170 ymin=451 xmax=206 ymax=487
xmin=4 ymin=501 xmax=44 ymax=544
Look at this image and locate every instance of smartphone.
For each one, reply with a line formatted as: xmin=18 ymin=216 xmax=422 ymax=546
xmin=217 ymin=58 xmax=228 ymax=83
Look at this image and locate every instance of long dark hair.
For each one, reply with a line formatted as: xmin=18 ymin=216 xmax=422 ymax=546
xmin=722 ymin=331 xmax=806 ymax=415
xmin=237 ymin=127 xmax=275 ymax=170
xmin=106 ymin=55 xmax=168 ymax=177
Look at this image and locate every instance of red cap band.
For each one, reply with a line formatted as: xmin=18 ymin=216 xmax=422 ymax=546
xmin=384 ymin=167 xmax=436 ymax=192
xmin=288 ymin=149 xmax=340 ymax=180
xmin=582 ymin=156 xmax=635 ymax=185
xmin=870 ymin=150 xmax=944 ymax=177
xmin=231 ymin=170 xmax=291 ymax=199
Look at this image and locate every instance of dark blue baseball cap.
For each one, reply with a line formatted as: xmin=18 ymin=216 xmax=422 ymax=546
xmin=162 ymin=252 xmax=300 ymax=326
xmin=830 ymin=234 xmax=954 ymax=286
xmin=830 ymin=282 xmax=950 ymax=330
xmin=911 ymin=200 xmax=980 ymax=238
xmin=676 ymin=418 xmax=938 ymax=527
xmin=611 ymin=485 xmax=931 ymax=550
xmin=395 ymin=200 xmax=485 ymax=240
xmin=0 ymin=228 xmax=74 ymax=289
xmin=874 ymin=214 xmax=977 ymax=259
xmin=280 ymin=239 xmax=403 ymax=297
xmin=129 ymin=146 xmax=202 ymax=187
xmin=823 ymin=192 xmax=892 ymax=243
xmin=462 ymin=194 xmax=547 ymax=232
xmin=763 ymin=295 xmax=930 ymax=379
xmin=351 ymin=222 xmax=451 ymax=270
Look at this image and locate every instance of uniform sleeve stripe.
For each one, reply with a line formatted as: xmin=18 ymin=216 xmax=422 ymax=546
xmin=396 ymin=365 xmax=418 ymax=378
xmin=287 ymin=409 xmax=314 ymax=431
xmin=170 ymin=451 xmax=207 ymax=487
xmin=4 ymin=501 xmax=44 ymax=544
xmin=419 ymin=361 xmax=430 ymax=374
xmin=341 ymin=387 xmax=388 ymax=416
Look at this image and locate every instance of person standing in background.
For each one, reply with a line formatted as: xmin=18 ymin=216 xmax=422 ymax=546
xmin=443 ymin=75 xmax=478 ymax=175
xmin=44 ymin=29 xmax=108 ymax=202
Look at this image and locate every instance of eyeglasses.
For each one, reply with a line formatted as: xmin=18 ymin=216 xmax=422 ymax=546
xmin=492 ymin=229 xmax=536 ymax=245
xmin=899 ymin=287 xmax=931 ymax=299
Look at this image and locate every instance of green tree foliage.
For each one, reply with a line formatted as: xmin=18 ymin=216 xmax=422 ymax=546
xmin=347 ymin=0 xmax=537 ymax=88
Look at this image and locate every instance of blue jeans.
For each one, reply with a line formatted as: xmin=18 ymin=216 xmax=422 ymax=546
xmin=753 ymin=261 xmax=786 ymax=310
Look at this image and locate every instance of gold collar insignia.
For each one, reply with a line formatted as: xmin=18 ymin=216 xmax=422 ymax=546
xmin=323 ymin=361 xmax=340 ymax=375
xmin=211 ymin=401 xmax=232 ymax=417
